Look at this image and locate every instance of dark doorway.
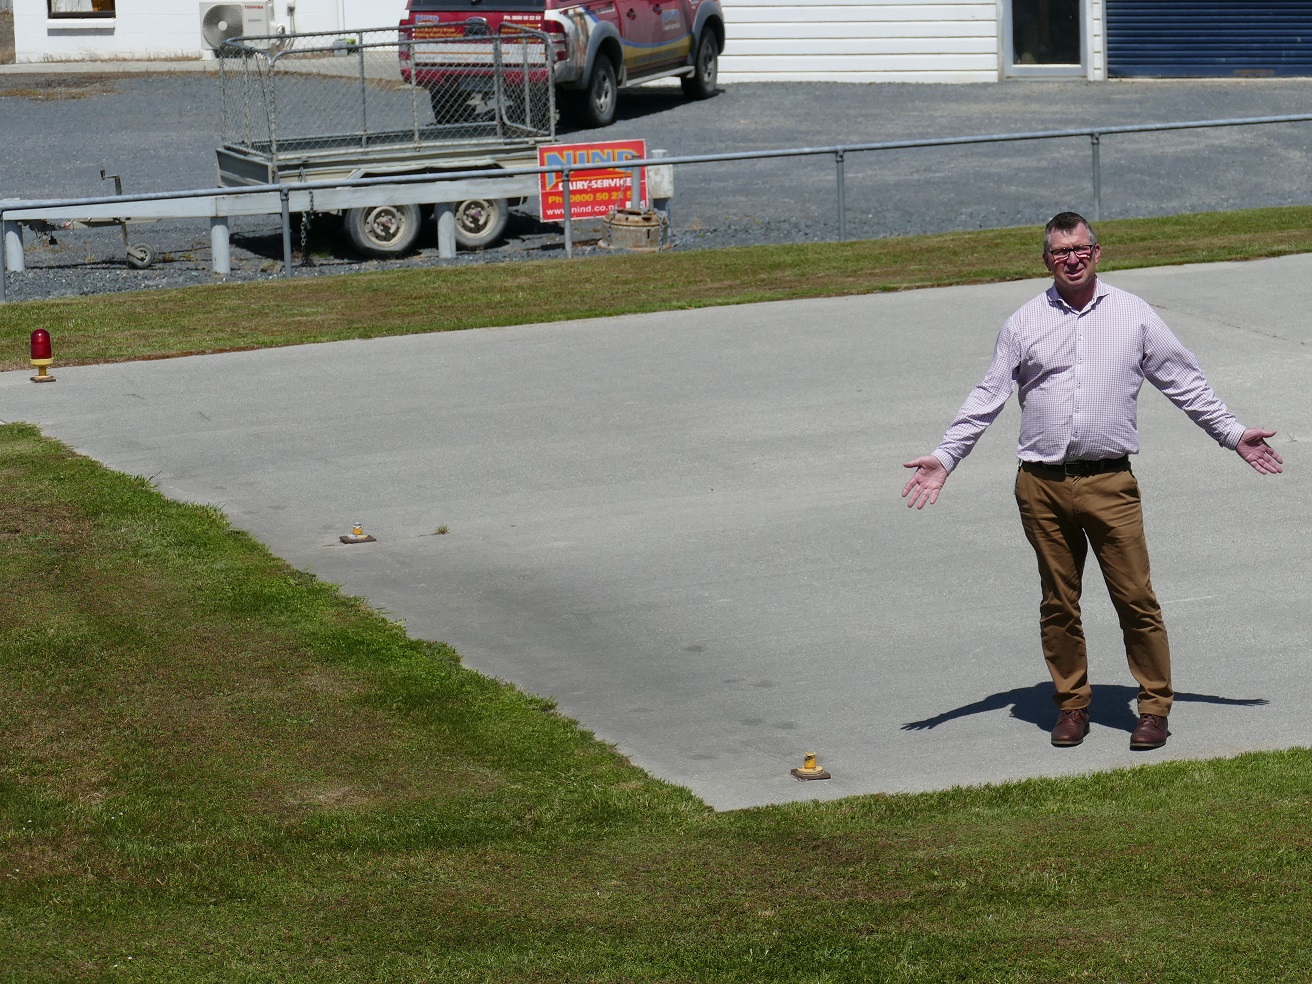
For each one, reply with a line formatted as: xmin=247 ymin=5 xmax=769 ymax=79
xmin=1012 ymin=0 xmax=1082 ymax=65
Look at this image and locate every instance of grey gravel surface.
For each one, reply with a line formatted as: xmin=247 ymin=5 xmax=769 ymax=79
xmin=4 ymin=71 xmax=1312 ymax=301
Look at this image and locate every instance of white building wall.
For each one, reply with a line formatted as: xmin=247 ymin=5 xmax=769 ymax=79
xmin=296 ymin=0 xmax=409 ymax=35
xmin=719 ymin=0 xmax=1003 ymax=83
xmin=11 ymin=0 xmax=407 ymax=63
xmin=11 ymin=0 xmax=1104 ymax=83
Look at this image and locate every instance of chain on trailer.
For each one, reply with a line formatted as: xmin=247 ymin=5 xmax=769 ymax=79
xmin=299 ymin=187 xmax=314 ymax=265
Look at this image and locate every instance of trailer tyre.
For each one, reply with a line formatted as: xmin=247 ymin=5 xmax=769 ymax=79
xmin=126 ymin=243 xmax=156 ymax=270
xmin=345 ymin=204 xmax=422 ymax=257
xmin=454 ymin=198 xmax=510 ymax=250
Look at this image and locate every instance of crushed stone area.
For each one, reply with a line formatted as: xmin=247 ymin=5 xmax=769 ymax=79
xmin=4 ymin=73 xmax=1312 ymax=301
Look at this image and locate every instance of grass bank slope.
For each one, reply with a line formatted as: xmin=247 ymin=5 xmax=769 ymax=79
xmin=4 ymin=424 xmax=1312 ymax=982
xmin=4 ymin=206 xmax=1312 ymax=370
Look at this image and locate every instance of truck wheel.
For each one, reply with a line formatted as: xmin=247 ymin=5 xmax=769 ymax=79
xmin=682 ymin=32 xmax=719 ymax=100
xmin=573 ymin=56 xmax=617 ymax=128
xmin=454 ymin=198 xmax=510 ymax=250
xmin=345 ymin=204 xmax=422 ymax=257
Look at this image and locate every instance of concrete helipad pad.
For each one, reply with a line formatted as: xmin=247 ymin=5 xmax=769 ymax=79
xmin=3 ymin=256 xmax=1307 ymax=809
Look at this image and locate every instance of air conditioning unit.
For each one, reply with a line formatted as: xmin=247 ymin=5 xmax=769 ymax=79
xmin=200 ymin=2 xmax=274 ymax=54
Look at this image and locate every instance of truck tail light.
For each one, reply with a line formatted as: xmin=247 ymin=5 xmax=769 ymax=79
xmin=544 ymin=20 xmax=568 ymax=61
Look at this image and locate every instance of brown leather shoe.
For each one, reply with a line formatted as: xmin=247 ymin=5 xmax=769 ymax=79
xmin=1051 ymin=708 xmax=1090 ymax=747
xmin=1130 ymin=713 xmax=1169 ymax=750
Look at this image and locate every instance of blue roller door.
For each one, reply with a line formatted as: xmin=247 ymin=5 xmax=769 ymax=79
xmin=1107 ymin=0 xmax=1312 ymax=76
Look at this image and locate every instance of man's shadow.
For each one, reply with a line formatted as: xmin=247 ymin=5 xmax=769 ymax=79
xmin=901 ymin=682 xmax=1269 ymax=735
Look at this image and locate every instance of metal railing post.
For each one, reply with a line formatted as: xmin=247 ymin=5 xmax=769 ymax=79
xmin=0 ymin=209 xmax=7 ymax=304
xmin=266 ymin=50 xmax=281 ymax=159
xmin=280 ymin=187 xmax=294 ymax=276
xmin=406 ymin=43 xmax=422 ymax=144
xmin=492 ymin=38 xmax=506 ymax=142
xmin=562 ymin=165 xmax=573 ymax=259
xmin=1090 ymin=131 xmax=1102 ymax=222
xmin=835 ymin=148 xmax=848 ymax=242
xmin=359 ymin=41 xmax=369 ymax=148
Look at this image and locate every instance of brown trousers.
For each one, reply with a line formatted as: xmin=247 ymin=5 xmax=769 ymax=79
xmin=1014 ymin=464 xmax=1173 ymax=717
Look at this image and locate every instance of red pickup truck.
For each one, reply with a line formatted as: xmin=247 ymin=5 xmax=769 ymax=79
xmin=399 ymin=0 xmax=725 ymax=127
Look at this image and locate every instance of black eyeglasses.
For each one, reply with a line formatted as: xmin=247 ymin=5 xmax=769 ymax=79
xmin=1047 ymin=244 xmax=1097 ymax=260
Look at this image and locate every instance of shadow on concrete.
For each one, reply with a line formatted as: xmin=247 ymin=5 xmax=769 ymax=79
xmin=901 ymin=683 xmax=1270 ymax=736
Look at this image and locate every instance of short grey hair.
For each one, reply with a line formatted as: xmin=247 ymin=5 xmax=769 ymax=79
xmin=1044 ymin=211 xmax=1098 ymax=253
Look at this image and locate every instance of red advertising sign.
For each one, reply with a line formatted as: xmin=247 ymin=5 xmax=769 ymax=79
xmin=538 ymin=140 xmax=648 ymax=222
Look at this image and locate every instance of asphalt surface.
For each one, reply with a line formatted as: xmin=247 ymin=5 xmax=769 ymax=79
xmin=2 ymin=254 xmax=1305 ymax=810
xmin=6 ymin=69 xmax=1312 ymax=299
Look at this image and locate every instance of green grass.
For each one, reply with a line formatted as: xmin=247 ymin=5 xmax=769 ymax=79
xmin=3 ymin=422 xmax=1312 ymax=982
xmin=6 ymin=215 xmax=1312 ymax=980
xmin=6 ymin=205 xmax=1312 ymax=370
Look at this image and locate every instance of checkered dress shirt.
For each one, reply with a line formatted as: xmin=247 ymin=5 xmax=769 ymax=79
xmin=933 ymin=278 xmax=1246 ymax=473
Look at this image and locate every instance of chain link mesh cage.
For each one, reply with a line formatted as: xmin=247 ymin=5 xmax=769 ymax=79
xmin=219 ymin=25 xmax=555 ymax=161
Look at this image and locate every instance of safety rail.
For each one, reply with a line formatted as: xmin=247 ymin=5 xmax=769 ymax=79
xmin=6 ymin=110 xmax=1312 ymax=303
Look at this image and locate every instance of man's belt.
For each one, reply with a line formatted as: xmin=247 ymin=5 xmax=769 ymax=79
xmin=1020 ymin=455 xmax=1130 ymax=477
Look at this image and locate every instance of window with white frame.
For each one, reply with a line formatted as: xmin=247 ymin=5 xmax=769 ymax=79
xmin=48 ymin=0 xmax=115 ymax=17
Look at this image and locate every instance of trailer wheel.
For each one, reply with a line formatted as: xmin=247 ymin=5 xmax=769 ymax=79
xmin=345 ymin=204 xmax=422 ymax=257
xmin=126 ymin=242 xmax=156 ymax=270
xmin=454 ymin=198 xmax=510 ymax=250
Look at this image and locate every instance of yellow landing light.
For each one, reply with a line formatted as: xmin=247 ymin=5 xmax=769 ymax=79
xmin=339 ymin=523 xmax=377 ymax=544
xmin=791 ymin=752 xmax=831 ymax=781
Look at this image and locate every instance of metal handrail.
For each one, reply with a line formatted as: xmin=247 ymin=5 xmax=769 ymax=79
xmin=7 ymin=111 xmax=1312 ymax=303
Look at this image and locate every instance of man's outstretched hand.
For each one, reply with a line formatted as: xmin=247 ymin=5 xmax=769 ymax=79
xmin=1236 ymin=428 xmax=1284 ymax=475
xmin=902 ymin=455 xmax=949 ymax=509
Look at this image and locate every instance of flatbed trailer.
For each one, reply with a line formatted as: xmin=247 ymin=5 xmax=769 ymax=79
xmin=216 ymin=24 xmax=556 ymax=254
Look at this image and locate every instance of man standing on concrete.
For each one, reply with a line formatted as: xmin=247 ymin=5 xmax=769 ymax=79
xmin=901 ymin=211 xmax=1283 ymax=750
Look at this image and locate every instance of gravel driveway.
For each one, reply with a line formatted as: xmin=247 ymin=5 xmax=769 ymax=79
xmin=4 ymin=70 xmax=1312 ymax=301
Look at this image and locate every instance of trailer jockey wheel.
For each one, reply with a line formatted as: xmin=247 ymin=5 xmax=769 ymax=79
xmin=345 ymin=204 xmax=422 ymax=257
xmin=453 ymin=198 xmax=509 ymax=250
xmin=126 ymin=243 xmax=156 ymax=270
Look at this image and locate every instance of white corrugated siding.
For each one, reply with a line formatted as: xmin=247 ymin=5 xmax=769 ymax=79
xmin=719 ymin=0 xmax=1003 ymax=82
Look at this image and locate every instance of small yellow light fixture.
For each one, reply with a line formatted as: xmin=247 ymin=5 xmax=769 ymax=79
xmin=339 ymin=522 xmax=377 ymax=544
xmin=791 ymin=751 xmax=831 ymax=781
